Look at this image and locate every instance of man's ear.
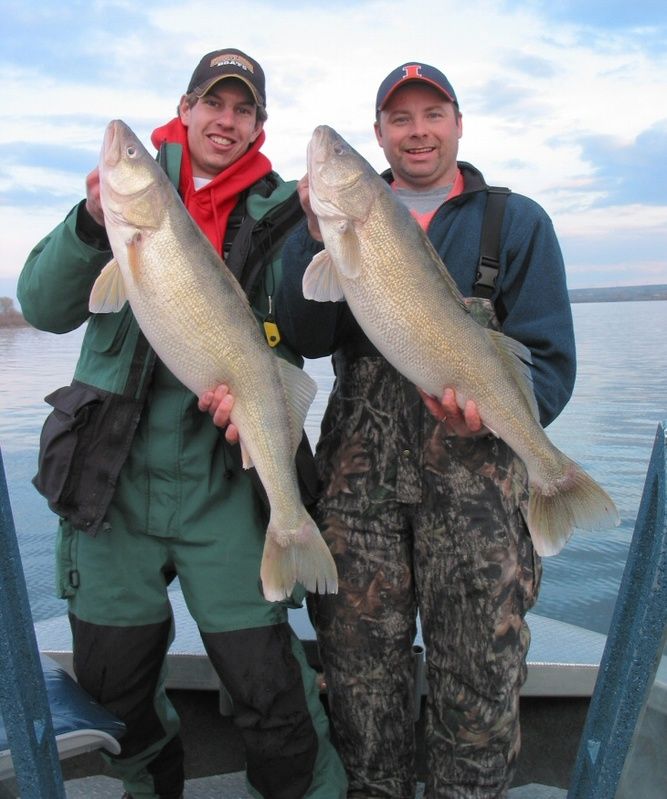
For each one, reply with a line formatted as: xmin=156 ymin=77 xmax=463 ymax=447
xmin=374 ymin=119 xmax=383 ymax=148
xmin=178 ymin=95 xmax=191 ymax=125
xmin=250 ymin=118 xmax=265 ymax=144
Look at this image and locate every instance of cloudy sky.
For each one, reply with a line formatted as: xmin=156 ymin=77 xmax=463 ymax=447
xmin=1 ymin=0 xmax=666 ymax=300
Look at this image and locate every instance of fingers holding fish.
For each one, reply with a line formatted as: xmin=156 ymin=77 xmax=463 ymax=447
xmin=199 ymin=384 xmax=239 ymax=444
xmin=417 ymin=387 xmax=488 ymax=438
xmin=84 ymin=167 xmax=105 ymax=226
xmin=296 ymin=175 xmax=323 ymax=242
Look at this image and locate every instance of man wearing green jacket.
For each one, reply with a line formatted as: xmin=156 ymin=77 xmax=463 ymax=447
xmin=18 ymin=48 xmax=346 ymax=799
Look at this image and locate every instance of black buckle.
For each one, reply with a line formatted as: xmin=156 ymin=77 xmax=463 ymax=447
xmin=475 ymin=256 xmax=499 ymax=290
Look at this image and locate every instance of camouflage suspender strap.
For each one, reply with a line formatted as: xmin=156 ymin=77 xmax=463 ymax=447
xmin=473 ymin=186 xmax=511 ymax=300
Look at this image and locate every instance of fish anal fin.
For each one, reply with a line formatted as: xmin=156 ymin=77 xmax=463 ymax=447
xmin=240 ymin=439 xmax=254 ymax=470
xmin=488 ymin=330 xmax=540 ymax=421
xmin=276 ymin=358 xmax=318 ymax=456
xmin=302 ymin=249 xmax=345 ymax=302
xmin=89 ymin=258 xmax=128 ymax=313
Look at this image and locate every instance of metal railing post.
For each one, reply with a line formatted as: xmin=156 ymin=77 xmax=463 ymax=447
xmin=0 ymin=446 xmax=66 ymax=798
xmin=567 ymin=422 xmax=667 ymax=797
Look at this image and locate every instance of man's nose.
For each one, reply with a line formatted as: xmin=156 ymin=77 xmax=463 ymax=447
xmin=409 ymin=118 xmax=428 ymax=136
xmin=215 ymin=106 xmax=235 ymax=127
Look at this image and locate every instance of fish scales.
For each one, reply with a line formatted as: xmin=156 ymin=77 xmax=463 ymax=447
xmin=304 ymin=124 xmax=619 ymax=556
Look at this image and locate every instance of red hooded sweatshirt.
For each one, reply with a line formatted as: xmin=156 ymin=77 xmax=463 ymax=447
xmin=150 ymin=117 xmax=273 ymax=255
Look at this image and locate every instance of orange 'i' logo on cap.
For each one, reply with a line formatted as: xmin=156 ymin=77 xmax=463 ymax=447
xmin=402 ymin=64 xmax=423 ymax=80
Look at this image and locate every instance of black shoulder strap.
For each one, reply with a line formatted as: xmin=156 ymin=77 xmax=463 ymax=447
xmin=153 ymin=152 xmax=302 ymax=297
xmin=227 ymin=188 xmax=304 ymax=296
xmin=473 ymin=186 xmax=511 ymax=299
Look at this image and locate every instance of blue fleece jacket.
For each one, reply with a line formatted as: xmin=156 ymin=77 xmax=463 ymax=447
xmin=275 ymin=161 xmax=575 ymax=428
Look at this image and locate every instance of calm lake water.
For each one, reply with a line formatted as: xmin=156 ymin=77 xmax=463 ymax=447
xmin=1 ymin=301 xmax=666 ymax=635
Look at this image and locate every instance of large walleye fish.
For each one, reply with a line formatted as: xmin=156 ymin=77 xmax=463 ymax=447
xmin=91 ymin=119 xmax=337 ymax=601
xmin=304 ymin=124 xmax=619 ymax=556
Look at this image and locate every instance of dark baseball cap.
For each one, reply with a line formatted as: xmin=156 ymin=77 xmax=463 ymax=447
xmin=186 ymin=48 xmax=266 ymax=108
xmin=376 ymin=62 xmax=458 ymax=113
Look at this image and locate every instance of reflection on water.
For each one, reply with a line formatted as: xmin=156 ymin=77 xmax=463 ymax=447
xmin=1 ymin=302 xmax=666 ymax=632
xmin=535 ymin=302 xmax=667 ymax=634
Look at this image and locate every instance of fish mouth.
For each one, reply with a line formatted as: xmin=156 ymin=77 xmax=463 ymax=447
xmin=308 ymin=125 xmax=339 ymax=166
xmin=99 ymin=119 xmax=158 ymax=215
xmin=307 ymin=126 xmax=363 ymax=192
xmin=102 ymin=119 xmax=124 ymax=170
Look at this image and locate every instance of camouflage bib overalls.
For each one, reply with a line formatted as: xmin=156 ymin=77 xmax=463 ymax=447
xmin=309 ymin=297 xmax=542 ymax=799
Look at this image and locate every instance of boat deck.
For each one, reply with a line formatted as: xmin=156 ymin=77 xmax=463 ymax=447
xmin=1 ymin=592 xmax=597 ymax=797
xmin=34 ymin=588 xmax=608 ymax=700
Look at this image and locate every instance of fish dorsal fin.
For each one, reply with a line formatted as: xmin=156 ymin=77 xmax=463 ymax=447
xmin=89 ymin=258 xmax=128 ymax=313
xmin=276 ymin=357 xmax=318 ymax=455
xmin=303 ymin=249 xmax=345 ymax=302
xmin=419 ymin=228 xmax=468 ymax=313
xmin=488 ymin=330 xmax=540 ymax=421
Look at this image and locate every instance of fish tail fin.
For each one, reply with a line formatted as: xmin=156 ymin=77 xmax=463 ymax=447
xmin=260 ymin=515 xmax=338 ymax=602
xmin=528 ymin=458 xmax=620 ymax=556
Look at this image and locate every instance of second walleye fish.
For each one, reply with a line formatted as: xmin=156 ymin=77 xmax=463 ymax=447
xmin=90 ymin=119 xmax=337 ymax=601
xmin=303 ymin=124 xmax=618 ymax=556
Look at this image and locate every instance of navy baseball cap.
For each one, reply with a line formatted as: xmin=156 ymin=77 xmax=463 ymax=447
xmin=376 ymin=62 xmax=458 ymax=113
xmin=187 ymin=48 xmax=266 ymax=108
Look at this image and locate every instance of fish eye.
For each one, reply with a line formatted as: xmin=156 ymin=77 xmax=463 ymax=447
xmin=333 ymin=142 xmax=345 ymax=155
xmin=126 ymin=145 xmax=137 ymax=158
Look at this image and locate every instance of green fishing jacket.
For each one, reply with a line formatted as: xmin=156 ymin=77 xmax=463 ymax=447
xmin=18 ymin=147 xmax=315 ymax=538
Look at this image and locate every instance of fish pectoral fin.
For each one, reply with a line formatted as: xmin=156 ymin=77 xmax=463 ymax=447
xmin=126 ymin=232 xmax=143 ymax=282
xmin=276 ymin=358 xmax=318 ymax=455
xmin=336 ymin=222 xmax=363 ymax=280
xmin=302 ymin=249 xmax=345 ymax=302
xmin=89 ymin=258 xmax=128 ymax=313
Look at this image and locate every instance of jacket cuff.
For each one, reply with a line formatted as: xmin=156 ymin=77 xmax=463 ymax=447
xmin=75 ymin=200 xmax=110 ymax=250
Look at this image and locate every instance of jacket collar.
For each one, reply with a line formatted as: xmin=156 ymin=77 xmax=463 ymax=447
xmin=380 ymin=161 xmax=488 ymax=199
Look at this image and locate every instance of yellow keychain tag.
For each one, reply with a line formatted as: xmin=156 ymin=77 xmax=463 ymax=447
xmin=263 ymin=297 xmax=280 ymax=347
xmin=263 ymin=316 xmax=281 ymax=347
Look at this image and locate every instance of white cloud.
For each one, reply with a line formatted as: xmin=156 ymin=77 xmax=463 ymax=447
xmin=1 ymin=0 xmax=666 ymax=287
xmin=1 ymin=205 xmax=76 ymax=279
xmin=558 ymin=204 xmax=667 ymax=237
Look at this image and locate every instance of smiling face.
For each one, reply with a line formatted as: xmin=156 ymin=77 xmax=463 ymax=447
xmin=179 ymin=78 xmax=264 ymax=179
xmin=374 ymin=82 xmax=462 ymax=190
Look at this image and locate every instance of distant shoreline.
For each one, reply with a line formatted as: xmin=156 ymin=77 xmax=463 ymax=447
xmin=1 ymin=285 xmax=666 ymax=328
xmin=0 ymin=297 xmax=29 ymax=328
xmin=0 ymin=319 xmax=30 ymax=328
xmin=568 ymin=284 xmax=667 ymax=303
